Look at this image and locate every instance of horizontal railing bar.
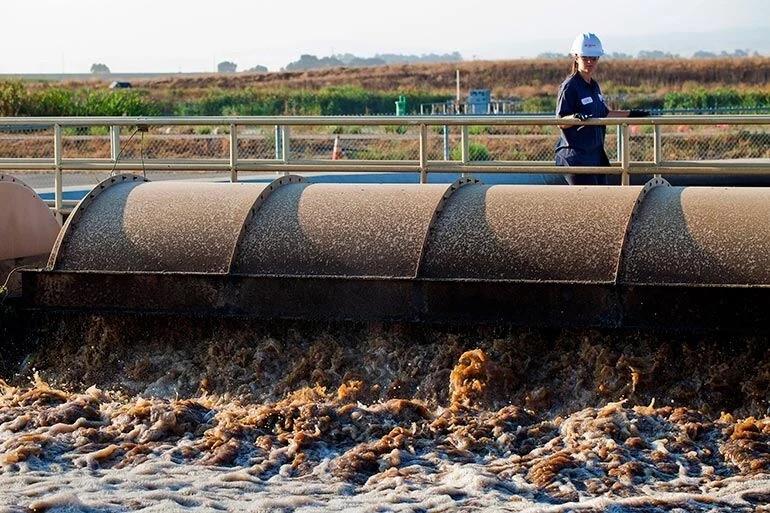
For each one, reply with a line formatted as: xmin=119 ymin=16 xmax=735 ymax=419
xmin=4 ymin=158 xmax=768 ymax=174
xmin=658 ymin=160 xmax=770 ymax=168
xmin=44 ymin=199 xmax=79 ymax=208
xmin=634 ymin=166 xmax=770 ymax=175
xmin=47 ymin=161 xmax=624 ymax=175
xmin=419 ymin=164 xmax=621 ymax=174
xmin=0 ymin=115 xmax=768 ymax=127
xmin=0 ymin=160 xmax=56 ymax=170
xmin=58 ymin=162 xmax=230 ymax=171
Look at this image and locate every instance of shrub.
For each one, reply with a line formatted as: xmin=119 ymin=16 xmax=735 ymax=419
xmin=520 ymin=96 xmax=556 ymax=113
xmin=664 ymin=88 xmax=770 ymax=110
xmin=451 ymin=142 xmax=490 ymax=161
xmin=26 ymin=88 xmax=78 ymax=116
xmin=0 ymin=81 xmax=27 ymax=116
xmin=174 ymin=86 xmax=450 ymax=117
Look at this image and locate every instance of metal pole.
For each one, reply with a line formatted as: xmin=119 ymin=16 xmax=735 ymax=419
xmin=460 ymin=125 xmax=469 ymax=178
xmin=53 ymin=123 xmax=63 ymax=224
xmin=281 ymin=125 xmax=291 ymax=176
xmin=443 ymin=125 xmax=450 ymax=161
xmin=621 ymin=123 xmax=630 ymax=186
xmin=653 ymin=124 xmax=662 ymax=179
xmin=456 ymin=69 xmax=461 ymax=104
xmin=419 ymin=123 xmax=428 ymax=184
xmin=109 ymin=125 xmax=120 ymax=163
xmin=274 ymin=125 xmax=282 ymax=161
xmin=229 ymin=123 xmax=238 ymax=182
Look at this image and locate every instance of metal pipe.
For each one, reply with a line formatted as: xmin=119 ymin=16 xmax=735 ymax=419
xmin=419 ymin=124 xmax=428 ymax=184
xmin=281 ymin=125 xmax=291 ymax=176
xmin=274 ymin=125 xmax=281 ymax=161
xmin=653 ymin=125 xmax=662 ymax=179
xmin=53 ymin=124 xmax=62 ymax=225
xmin=460 ymin=125 xmax=469 ymax=179
xmin=109 ymin=125 xmax=120 ymax=163
xmin=621 ymin=124 xmax=630 ymax=186
xmin=229 ymin=123 xmax=238 ymax=183
xmin=443 ymin=125 xmax=450 ymax=161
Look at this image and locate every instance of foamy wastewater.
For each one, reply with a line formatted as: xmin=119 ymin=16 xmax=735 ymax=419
xmin=2 ymin=458 xmax=770 ymax=512
xmin=1 ymin=348 xmax=770 ymax=512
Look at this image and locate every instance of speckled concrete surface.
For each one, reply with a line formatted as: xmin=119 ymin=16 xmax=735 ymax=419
xmin=233 ymin=183 xmax=452 ymax=277
xmin=49 ymin=182 xmax=770 ymax=288
xmin=421 ymin=185 xmax=642 ymax=282
xmin=55 ymin=180 xmax=270 ymax=273
xmin=622 ymin=186 xmax=770 ymax=285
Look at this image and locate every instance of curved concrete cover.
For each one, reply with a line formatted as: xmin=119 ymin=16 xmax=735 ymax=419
xmin=621 ymin=186 xmax=770 ymax=285
xmin=0 ymin=176 xmax=60 ymax=261
xmin=233 ymin=183 xmax=450 ymax=277
xmin=55 ymin=181 xmax=271 ymax=273
xmin=49 ymin=180 xmax=770 ymax=288
xmin=420 ymin=185 xmax=641 ymax=282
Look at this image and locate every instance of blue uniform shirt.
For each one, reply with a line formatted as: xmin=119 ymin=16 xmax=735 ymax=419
xmin=555 ymin=74 xmax=610 ymax=166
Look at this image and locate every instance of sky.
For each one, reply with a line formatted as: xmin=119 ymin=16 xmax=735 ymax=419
xmin=2 ymin=0 xmax=769 ymax=73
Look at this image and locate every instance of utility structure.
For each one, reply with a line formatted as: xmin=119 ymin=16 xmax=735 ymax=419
xmin=421 ymin=89 xmax=520 ymax=115
xmin=19 ymin=174 xmax=770 ymax=332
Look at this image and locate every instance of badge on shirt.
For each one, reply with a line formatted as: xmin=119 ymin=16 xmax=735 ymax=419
xmin=581 ymin=97 xmax=594 ymax=105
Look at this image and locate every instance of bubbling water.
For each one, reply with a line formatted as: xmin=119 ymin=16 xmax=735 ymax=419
xmin=0 ymin=312 xmax=768 ymax=511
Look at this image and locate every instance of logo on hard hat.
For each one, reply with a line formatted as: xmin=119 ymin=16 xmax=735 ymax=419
xmin=570 ymin=33 xmax=605 ymax=57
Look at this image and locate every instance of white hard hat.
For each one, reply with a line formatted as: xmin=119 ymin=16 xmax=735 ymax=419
xmin=570 ymin=33 xmax=605 ymax=57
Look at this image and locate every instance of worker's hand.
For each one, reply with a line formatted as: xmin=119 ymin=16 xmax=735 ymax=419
xmin=628 ymin=109 xmax=650 ymax=117
xmin=573 ymin=112 xmax=591 ymax=121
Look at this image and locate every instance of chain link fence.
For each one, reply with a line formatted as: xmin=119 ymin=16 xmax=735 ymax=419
xmin=3 ymin=122 xmax=767 ymax=165
xmin=1 ymin=119 xmax=768 ymax=191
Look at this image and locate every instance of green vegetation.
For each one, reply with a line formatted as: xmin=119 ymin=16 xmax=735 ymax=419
xmin=520 ymin=96 xmax=557 ymax=113
xmin=176 ymin=86 xmax=450 ymax=116
xmin=0 ymin=81 xmax=161 ymax=116
xmin=451 ymin=142 xmax=490 ymax=161
xmin=0 ymin=83 xmax=449 ymax=117
xmin=664 ymin=88 xmax=770 ymax=110
xmin=1 ymin=79 xmax=768 ymax=118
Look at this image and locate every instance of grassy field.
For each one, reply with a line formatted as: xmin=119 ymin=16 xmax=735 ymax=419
xmin=3 ymin=57 xmax=769 ymax=117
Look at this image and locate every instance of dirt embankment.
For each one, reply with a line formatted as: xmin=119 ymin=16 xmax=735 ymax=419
xmin=46 ymin=57 xmax=770 ymax=100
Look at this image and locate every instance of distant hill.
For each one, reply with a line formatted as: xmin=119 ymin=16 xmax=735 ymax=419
xmin=284 ymin=52 xmax=463 ymax=71
xmin=127 ymin=57 xmax=770 ymax=99
xmin=8 ymin=57 xmax=769 ymax=105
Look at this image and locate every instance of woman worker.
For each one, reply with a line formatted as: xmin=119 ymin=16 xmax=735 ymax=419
xmin=555 ymin=33 xmax=649 ymax=185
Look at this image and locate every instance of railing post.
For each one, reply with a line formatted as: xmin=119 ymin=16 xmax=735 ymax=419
xmin=109 ymin=125 xmax=120 ymax=163
xmin=443 ymin=125 xmax=450 ymax=161
xmin=229 ymin=123 xmax=238 ymax=183
xmin=615 ymin=125 xmax=622 ymax=163
xmin=653 ymin=124 xmax=662 ymax=179
xmin=419 ymin=123 xmax=428 ymax=184
xmin=53 ymin=123 xmax=63 ymax=224
xmin=274 ymin=125 xmax=282 ymax=161
xmin=460 ymin=125 xmax=469 ymax=178
xmin=281 ymin=125 xmax=291 ymax=176
xmin=620 ymin=123 xmax=630 ymax=186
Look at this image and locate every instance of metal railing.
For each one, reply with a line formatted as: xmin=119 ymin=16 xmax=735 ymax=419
xmin=0 ymin=115 xmax=768 ymax=220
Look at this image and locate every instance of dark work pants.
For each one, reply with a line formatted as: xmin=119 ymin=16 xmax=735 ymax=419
xmin=564 ymin=173 xmax=608 ymax=186
xmin=556 ymin=148 xmax=610 ymax=186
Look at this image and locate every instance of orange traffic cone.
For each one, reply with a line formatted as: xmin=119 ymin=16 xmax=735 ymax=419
xmin=332 ymin=136 xmax=343 ymax=160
